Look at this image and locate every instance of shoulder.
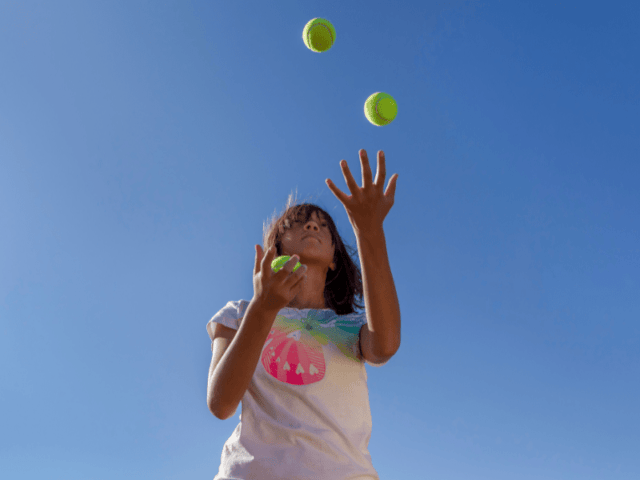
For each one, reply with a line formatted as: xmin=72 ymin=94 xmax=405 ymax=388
xmin=207 ymin=299 xmax=250 ymax=340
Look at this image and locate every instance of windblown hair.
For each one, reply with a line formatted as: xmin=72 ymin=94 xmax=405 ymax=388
xmin=262 ymin=191 xmax=364 ymax=315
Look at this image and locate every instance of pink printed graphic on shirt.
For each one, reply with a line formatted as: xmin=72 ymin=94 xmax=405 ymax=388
xmin=260 ymin=310 xmax=363 ymax=386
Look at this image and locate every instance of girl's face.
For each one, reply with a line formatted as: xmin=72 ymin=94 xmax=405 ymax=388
xmin=280 ymin=210 xmax=336 ymax=270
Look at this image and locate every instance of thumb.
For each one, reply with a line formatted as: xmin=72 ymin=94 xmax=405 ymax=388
xmin=254 ymin=245 xmax=263 ymax=274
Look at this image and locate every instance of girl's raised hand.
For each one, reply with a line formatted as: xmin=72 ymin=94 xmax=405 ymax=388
xmin=326 ymin=149 xmax=398 ymax=235
xmin=252 ymin=245 xmax=307 ymax=314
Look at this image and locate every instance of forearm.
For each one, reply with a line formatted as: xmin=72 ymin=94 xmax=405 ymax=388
xmin=356 ymin=226 xmax=401 ymax=356
xmin=208 ymin=299 xmax=277 ymax=420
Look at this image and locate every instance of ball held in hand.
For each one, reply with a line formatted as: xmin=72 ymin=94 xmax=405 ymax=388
xmin=364 ymin=92 xmax=398 ymax=126
xmin=271 ymin=255 xmax=302 ymax=273
xmin=302 ymin=18 xmax=336 ymax=52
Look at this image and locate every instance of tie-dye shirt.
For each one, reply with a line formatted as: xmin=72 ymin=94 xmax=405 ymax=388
xmin=207 ymin=299 xmax=380 ymax=480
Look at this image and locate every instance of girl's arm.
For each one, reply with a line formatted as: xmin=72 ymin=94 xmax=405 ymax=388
xmin=209 ymin=247 xmax=307 ymax=420
xmin=326 ymin=149 xmax=401 ymax=363
xmin=208 ymin=299 xmax=278 ymax=420
xmin=357 ymin=226 xmax=401 ymax=362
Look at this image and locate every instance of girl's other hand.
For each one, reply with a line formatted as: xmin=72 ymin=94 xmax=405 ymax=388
xmin=252 ymin=245 xmax=307 ymax=314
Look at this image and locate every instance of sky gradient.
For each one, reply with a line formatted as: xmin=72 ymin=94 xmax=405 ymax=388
xmin=1 ymin=1 xmax=639 ymax=479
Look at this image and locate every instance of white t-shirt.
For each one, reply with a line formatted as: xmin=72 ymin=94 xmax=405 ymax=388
xmin=207 ymin=299 xmax=380 ymax=480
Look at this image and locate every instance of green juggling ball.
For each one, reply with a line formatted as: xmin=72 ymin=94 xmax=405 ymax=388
xmin=271 ymin=255 xmax=302 ymax=273
xmin=302 ymin=18 xmax=336 ymax=52
xmin=364 ymin=92 xmax=398 ymax=126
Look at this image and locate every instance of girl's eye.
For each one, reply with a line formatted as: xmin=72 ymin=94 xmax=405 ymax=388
xmin=293 ymin=219 xmax=327 ymax=227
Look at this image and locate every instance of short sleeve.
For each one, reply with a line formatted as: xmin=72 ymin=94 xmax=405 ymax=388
xmin=352 ymin=310 xmax=368 ymax=359
xmin=349 ymin=309 xmax=368 ymax=334
xmin=206 ymin=299 xmax=251 ymax=342
xmin=353 ymin=310 xmax=368 ymax=328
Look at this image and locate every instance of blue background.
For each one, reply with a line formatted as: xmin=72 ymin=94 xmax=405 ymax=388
xmin=1 ymin=1 xmax=638 ymax=479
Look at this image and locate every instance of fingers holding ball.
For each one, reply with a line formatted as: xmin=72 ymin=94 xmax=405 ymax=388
xmin=271 ymin=255 xmax=303 ymax=274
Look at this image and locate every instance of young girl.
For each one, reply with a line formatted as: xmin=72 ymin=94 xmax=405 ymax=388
xmin=207 ymin=149 xmax=401 ymax=480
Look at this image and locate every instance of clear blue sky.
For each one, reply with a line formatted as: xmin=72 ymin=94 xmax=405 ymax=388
xmin=1 ymin=1 xmax=638 ymax=479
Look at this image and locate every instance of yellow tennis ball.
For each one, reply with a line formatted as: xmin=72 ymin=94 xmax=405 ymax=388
xmin=302 ymin=18 xmax=336 ymax=52
xmin=364 ymin=92 xmax=398 ymax=126
xmin=271 ymin=255 xmax=302 ymax=273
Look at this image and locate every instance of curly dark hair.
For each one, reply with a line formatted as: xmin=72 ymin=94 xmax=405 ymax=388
xmin=262 ymin=191 xmax=364 ymax=315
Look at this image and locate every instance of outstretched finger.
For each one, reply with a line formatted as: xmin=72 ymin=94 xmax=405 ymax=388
xmin=385 ymin=173 xmax=399 ymax=201
xmin=359 ymin=149 xmax=374 ymax=188
xmin=340 ymin=160 xmax=360 ymax=195
xmin=325 ymin=178 xmax=350 ymax=205
xmin=374 ymin=150 xmax=387 ymax=189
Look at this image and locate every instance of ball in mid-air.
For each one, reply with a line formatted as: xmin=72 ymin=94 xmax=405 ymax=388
xmin=364 ymin=92 xmax=398 ymax=126
xmin=271 ymin=255 xmax=302 ymax=273
xmin=302 ymin=18 xmax=336 ymax=52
